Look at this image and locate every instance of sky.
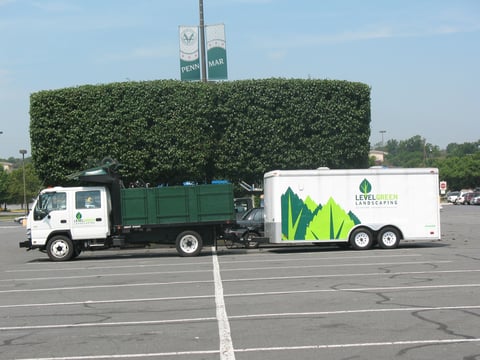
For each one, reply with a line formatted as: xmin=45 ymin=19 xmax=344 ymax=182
xmin=0 ymin=0 xmax=479 ymax=159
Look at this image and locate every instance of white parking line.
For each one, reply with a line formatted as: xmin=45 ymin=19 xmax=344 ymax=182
xmin=5 ymin=253 xmax=421 ymax=273
xmin=211 ymin=246 xmax=236 ymax=360
xmin=2 ymin=268 xmax=480 ymax=294
xmin=0 ymin=260 xmax=454 ymax=283
xmin=1 ymin=283 xmax=480 ymax=309
xmin=9 ymin=338 xmax=480 ymax=359
xmin=234 ymin=338 xmax=480 ymax=353
xmin=2 ymin=304 xmax=480 ymax=331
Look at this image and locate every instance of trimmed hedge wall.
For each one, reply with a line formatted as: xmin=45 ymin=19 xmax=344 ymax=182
xmin=30 ymin=78 xmax=371 ymax=186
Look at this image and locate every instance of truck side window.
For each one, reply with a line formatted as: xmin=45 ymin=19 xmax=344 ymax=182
xmin=34 ymin=192 xmax=66 ymax=220
xmin=76 ymin=190 xmax=101 ymax=209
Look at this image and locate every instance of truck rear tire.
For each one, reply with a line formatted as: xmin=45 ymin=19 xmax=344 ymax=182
xmin=377 ymin=227 xmax=401 ymax=249
xmin=176 ymin=231 xmax=203 ymax=257
xmin=350 ymin=228 xmax=373 ymax=250
xmin=47 ymin=235 xmax=74 ymax=261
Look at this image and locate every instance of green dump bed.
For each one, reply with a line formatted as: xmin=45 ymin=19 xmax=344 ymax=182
xmin=120 ymin=184 xmax=235 ymax=226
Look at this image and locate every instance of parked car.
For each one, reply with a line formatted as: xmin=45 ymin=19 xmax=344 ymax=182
xmin=467 ymin=192 xmax=480 ymax=205
xmin=446 ymin=191 xmax=460 ymax=203
xmin=224 ymin=207 xmax=264 ymax=248
xmin=13 ymin=215 xmax=27 ymax=224
xmin=461 ymin=192 xmax=480 ymax=205
xmin=471 ymin=194 xmax=480 ymax=205
xmin=455 ymin=191 xmax=473 ymax=205
xmin=233 ymin=197 xmax=253 ymax=219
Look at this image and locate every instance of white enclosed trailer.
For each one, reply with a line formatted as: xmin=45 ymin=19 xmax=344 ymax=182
xmin=263 ymin=168 xmax=440 ymax=249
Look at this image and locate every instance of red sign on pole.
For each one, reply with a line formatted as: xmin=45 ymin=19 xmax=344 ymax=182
xmin=440 ymin=181 xmax=447 ymax=194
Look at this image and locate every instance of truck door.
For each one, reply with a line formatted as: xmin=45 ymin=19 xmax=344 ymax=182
xmin=31 ymin=191 xmax=69 ymax=246
xmin=71 ymin=190 xmax=109 ymax=240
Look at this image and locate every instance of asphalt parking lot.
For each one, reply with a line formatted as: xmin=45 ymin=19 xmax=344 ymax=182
xmin=0 ymin=204 xmax=479 ymax=360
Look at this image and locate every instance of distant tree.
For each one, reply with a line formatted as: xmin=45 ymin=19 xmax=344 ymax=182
xmin=434 ymin=153 xmax=480 ymax=190
xmin=6 ymin=163 xmax=42 ymax=209
xmin=383 ymin=135 xmax=441 ymax=167
xmin=446 ymin=141 xmax=480 ymax=157
xmin=0 ymin=168 xmax=8 ymax=211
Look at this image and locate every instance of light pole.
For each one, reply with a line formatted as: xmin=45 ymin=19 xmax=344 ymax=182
xmin=19 ymin=149 xmax=27 ymax=214
xmin=379 ymin=130 xmax=386 ymax=148
xmin=198 ymin=0 xmax=207 ymax=83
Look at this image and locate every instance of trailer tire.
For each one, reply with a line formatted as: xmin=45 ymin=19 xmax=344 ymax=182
xmin=377 ymin=227 xmax=401 ymax=249
xmin=176 ymin=231 xmax=203 ymax=257
xmin=244 ymin=231 xmax=260 ymax=249
xmin=350 ymin=228 xmax=373 ymax=250
xmin=47 ymin=235 xmax=74 ymax=261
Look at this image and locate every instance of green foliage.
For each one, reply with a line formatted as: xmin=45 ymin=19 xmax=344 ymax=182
xmin=379 ymin=135 xmax=480 ymax=190
xmin=433 ymin=153 xmax=480 ymax=190
xmin=30 ymin=79 xmax=371 ymax=186
xmin=0 ymin=168 xmax=8 ymax=208
xmin=446 ymin=141 xmax=480 ymax=157
xmin=6 ymin=163 xmax=42 ymax=207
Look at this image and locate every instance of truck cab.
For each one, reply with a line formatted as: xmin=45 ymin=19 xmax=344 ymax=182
xmin=23 ymin=186 xmax=111 ymax=260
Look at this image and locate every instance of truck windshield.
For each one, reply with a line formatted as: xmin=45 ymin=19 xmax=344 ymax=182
xmin=34 ymin=192 xmax=66 ymax=220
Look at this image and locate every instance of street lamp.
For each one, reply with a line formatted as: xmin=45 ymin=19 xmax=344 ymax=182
xmin=379 ymin=130 xmax=386 ymax=148
xmin=19 ymin=149 xmax=27 ymax=214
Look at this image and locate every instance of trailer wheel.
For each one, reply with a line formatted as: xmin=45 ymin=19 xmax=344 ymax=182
xmin=176 ymin=231 xmax=203 ymax=257
xmin=47 ymin=235 xmax=74 ymax=261
xmin=244 ymin=231 xmax=260 ymax=249
xmin=377 ymin=227 xmax=401 ymax=249
xmin=350 ymin=228 xmax=373 ymax=250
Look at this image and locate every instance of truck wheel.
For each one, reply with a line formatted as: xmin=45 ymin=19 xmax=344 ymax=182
xmin=377 ymin=227 xmax=401 ymax=249
xmin=244 ymin=232 xmax=260 ymax=249
xmin=176 ymin=231 xmax=203 ymax=257
xmin=47 ymin=235 xmax=74 ymax=261
xmin=350 ymin=228 xmax=373 ymax=250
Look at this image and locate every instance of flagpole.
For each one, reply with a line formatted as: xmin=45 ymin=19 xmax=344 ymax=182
xmin=199 ymin=0 xmax=207 ymax=82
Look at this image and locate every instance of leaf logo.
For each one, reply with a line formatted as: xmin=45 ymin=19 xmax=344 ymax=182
xmin=359 ymin=179 xmax=372 ymax=195
xmin=76 ymin=212 xmax=82 ymax=220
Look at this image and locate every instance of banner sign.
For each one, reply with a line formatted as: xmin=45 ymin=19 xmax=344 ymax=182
xmin=206 ymin=24 xmax=228 ymax=80
xmin=179 ymin=26 xmax=200 ymax=81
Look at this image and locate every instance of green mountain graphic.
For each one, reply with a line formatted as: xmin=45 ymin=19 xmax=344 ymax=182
xmin=281 ymin=187 xmax=361 ymax=241
xmin=281 ymin=188 xmax=314 ymax=240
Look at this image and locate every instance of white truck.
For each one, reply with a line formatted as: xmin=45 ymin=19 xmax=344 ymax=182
xmin=19 ymin=163 xmax=235 ymax=261
xmin=262 ymin=167 xmax=441 ymax=249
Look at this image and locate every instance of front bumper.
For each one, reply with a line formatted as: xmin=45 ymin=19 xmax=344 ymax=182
xmin=19 ymin=240 xmax=32 ymax=249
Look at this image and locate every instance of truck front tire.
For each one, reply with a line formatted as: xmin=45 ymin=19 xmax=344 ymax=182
xmin=176 ymin=231 xmax=203 ymax=257
xmin=47 ymin=235 xmax=74 ymax=261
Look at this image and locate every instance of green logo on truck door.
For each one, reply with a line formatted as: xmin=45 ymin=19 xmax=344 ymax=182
xmin=74 ymin=212 xmax=96 ymax=225
xmin=281 ymin=187 xmax=360 ymax=241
